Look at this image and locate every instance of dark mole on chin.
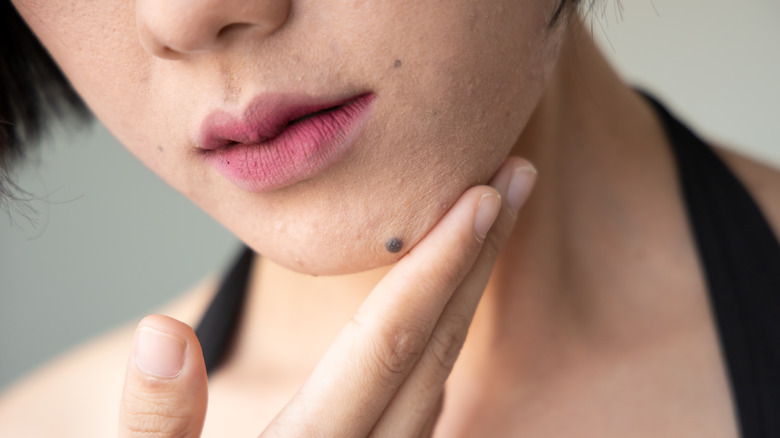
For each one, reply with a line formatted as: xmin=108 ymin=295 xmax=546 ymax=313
xmin=393 ymin=59 xmax=402 ymax=68
xmin=385 ymin=237 xmax=403 ymax=253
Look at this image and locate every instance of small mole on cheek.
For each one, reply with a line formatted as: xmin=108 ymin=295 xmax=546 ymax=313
xmin=385 ymin=237 xmax=403 ymax=253
xmin=393 ymin=59 xmax=402 ymax=68
xmin=157 ymin=146 xmax=164 ymax=152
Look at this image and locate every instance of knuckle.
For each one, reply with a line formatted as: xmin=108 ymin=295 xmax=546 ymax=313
xmin=121 ymin=416 xmax=188 ymax=438
xmin=366 ymin=322 xmax=429 ymax=382
xmin=120 ymin=388 xmax=193 ymax=437
xmin=427 ymin=314 xmax=470 ymax=374
xmin=121 ymin=411 xmax=192 ymax=438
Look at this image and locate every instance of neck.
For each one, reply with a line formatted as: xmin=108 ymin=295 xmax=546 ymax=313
xmin=454 ymin=20 xmax=697 ymax=378
xmin=222 ymin=20 xmax=686 ymax=380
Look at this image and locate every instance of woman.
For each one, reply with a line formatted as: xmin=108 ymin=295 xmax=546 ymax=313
xmin=1 ymin=0 xmax=779 ymax=436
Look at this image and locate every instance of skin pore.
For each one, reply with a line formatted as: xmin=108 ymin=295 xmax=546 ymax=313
xmin=8 ymin=0 xmax=780 ymax=436
xmin=13 ymin=0 xmax=566 ymax=275
xmin=217 ymin=23 xmax=738 ymax=436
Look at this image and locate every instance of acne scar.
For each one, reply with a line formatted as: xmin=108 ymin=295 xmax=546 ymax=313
xmin=393 ymin=59 xmax=403 ymax=68
xmin=385 ymin=237 xmax=403 ymax=253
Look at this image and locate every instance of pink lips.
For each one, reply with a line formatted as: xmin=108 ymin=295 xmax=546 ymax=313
xmin=199 ymin=92 xmax=375 ymax=192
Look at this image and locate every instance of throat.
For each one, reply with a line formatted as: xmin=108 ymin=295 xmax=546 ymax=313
xmin=222 ymin=254 xmax=390 ymax=377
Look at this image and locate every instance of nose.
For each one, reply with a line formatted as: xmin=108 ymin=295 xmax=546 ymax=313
xmin=136 ymin=0 xmax=291 ymax=59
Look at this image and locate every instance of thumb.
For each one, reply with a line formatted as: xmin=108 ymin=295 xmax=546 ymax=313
xmin=119 ymin=315 xmax=208 ymax=438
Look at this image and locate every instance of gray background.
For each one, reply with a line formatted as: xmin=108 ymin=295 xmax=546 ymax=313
xmin=2 ymin=0 xmax=779 ymax=390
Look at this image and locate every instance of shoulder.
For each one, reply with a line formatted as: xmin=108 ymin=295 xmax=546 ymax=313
xmin=0 ymin=322 xmax=135 ymax=436
xmin=0 ymin=277 xmax=218 ymax=437
xmin=717 ymin=146 xmax=780 ymax=236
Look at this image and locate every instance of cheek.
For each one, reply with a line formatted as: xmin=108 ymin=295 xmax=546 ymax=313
xmin=15 ymin=0 xmax=177 ymax=177
xmin=185 ymin=3 xmax=565 ymax=275
xmin=18 ymin=0 xmax=564 ymax=276
xmin=19 ymin=1 xmax=150 ymax=115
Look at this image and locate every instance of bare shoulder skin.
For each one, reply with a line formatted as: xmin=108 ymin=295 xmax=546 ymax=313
xmin=4 ymin=1 xmax=779 ymax=434
xmin=0 ymin=278 xmax=219 ymax=436
xmin=4 ymin=147 xmax=779 ymax=438
xmin=6 ymin=151 xmax=778 ymax=438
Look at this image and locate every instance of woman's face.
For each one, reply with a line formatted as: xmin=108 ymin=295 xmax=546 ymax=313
xmin=14 ymin=0 xmax=566 ymax=274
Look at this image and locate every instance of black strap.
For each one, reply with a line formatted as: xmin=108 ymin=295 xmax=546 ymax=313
xmin=194 ymin=246 xmax=254 ymax=375
xmin=194 ymin=94 xmax=780 ymax=436
xmin=644 ymin=93 xmax=780 ymax=438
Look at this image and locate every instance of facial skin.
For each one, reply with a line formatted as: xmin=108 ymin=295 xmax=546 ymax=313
xmin=13 ymin=0 xmax=567 ymax=275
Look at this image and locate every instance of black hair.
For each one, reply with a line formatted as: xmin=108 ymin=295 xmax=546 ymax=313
xmin=551 ymin=0 xmax=575 ymax=27
xmin=1 ymin=2 xmax=91 ymax=208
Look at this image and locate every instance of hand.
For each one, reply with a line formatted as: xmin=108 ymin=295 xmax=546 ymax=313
xmin=118 ymin=157 xmax=537 ymax=437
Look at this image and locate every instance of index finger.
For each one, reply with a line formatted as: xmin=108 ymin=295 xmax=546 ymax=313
xmin=263 ymin=160 xmax=530 ymax=438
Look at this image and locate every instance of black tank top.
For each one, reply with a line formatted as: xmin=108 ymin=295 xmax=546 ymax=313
xmin=195 ymin=94 xmax=780 ymax=437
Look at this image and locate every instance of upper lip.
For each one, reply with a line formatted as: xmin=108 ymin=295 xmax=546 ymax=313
xmin=199 ymin=93 xmax=368 ymax=150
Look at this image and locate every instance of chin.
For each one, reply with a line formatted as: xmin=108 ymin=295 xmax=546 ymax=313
xmin=249 ymin=235 xmax=407 ymax=277
xmin=238 ymin=193 xmax=450 ymax=276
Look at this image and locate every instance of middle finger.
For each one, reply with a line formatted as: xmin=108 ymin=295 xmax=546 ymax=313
xmin=262 ymin=183 xmax=503 ymax=437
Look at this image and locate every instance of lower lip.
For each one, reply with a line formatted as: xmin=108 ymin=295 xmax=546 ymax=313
xmin=201 ymin=93 xmax=374 ymax=192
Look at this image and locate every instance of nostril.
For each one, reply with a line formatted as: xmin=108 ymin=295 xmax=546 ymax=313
xmin=136 ymin=21 xmax=186 ymax=60
xmin=216 ymin=22 xmax=253 ymax=40
xmin=158 ymin=45 xmax=185 ymax=60
xmin=136 ymin=0 xmax=291 ymax=59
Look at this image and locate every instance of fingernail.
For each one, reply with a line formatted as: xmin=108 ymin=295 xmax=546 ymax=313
xmin=506 ymin=166 xmax=536 ymax=215
xmin=474 ymin=193 xmax=502 ymax=242
xmin=135 ymin=326 xmax=186 ymax=378
xmin=490 ymin=164 xmax=513 ymax=198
